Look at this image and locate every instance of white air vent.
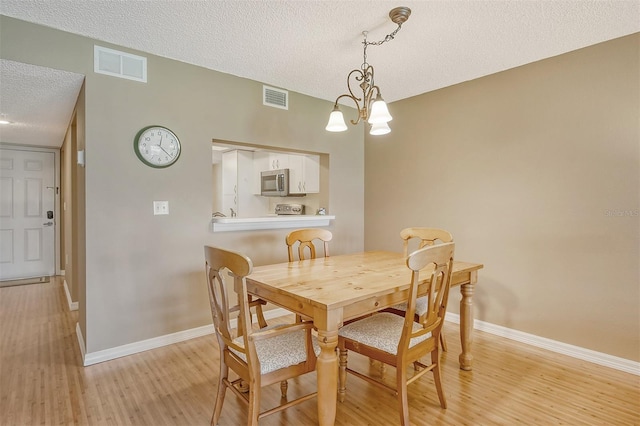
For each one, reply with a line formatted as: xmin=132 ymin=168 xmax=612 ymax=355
xmin=263 ymin=86 xmax=288 ymax=110
xmin=94 ymin=46 xmax=147 ymax=83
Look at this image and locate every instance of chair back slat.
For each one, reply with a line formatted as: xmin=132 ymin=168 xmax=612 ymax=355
xmin=286 ymin=228 xmax=332 ymax=261
xmin=400 ymin=242 xmax=455 ymax=351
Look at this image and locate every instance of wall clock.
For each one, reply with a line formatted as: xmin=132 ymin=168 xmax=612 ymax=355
xmin=133 ymin=125 xmax=181 ymax=168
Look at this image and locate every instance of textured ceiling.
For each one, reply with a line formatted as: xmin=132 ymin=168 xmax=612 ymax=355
xmin=0 ymin=60 xmax=84 ymax=148
xmin=0 ymin=0 xmax=639 ymax=148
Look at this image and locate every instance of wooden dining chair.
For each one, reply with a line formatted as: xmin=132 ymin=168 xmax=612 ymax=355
xmin=384 ymin=227 xmax=453 ymax=351
xmin=285 ymin=228 xmax=333 ymax=323
xmin=204 ymin=246 xmax=319 ymax=426
xmin=285 ymin=228 xmax=332 ymax=262
xmin=337 ymin=242 xmax=455 ymax=426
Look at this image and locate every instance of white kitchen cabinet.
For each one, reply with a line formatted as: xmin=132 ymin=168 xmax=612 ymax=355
xmin=252 ymin=151 xmax=320 ymax=195
xmin=252 ymin=152 xmax=267 ymax=195
xmin=222 ymin=150 xmax=266 ymax=217
xmin=253 ymin=151 xmax=289 ymax=171
xmin=288 ymin=154 xmax=320 ymax=194
xmin=222 ymin=151 xmax=238 ymax=197
xmin=252 ymin=151 xmax=290 ymax=194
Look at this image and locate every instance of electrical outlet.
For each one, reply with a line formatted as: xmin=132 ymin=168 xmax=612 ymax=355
xmin=153 ymin=201 xmax=169 ymax=215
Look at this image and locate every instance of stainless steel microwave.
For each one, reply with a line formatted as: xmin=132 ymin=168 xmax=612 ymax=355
xmin=260 ymin=169 xmax=290 ymax=196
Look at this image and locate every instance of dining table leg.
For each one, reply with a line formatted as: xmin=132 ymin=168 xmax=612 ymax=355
xmin=316 ymin=327 xmax=339 ymax=426
xmin=459 ymin=281 xmax=474 ymax=371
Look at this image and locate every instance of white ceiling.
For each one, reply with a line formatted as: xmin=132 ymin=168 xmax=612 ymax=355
xmin=1 ymin=0 xmax=639 ymax=148
xmin=0 ymin=60 xmax=84 ymax=148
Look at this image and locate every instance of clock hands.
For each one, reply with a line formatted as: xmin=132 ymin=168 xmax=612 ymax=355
xmin=157 ymin=132 xmax=173 ymax=157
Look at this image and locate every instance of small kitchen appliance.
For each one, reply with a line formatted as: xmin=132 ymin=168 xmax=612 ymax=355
xmin=275 ymin=203 xmax=304 ymax=215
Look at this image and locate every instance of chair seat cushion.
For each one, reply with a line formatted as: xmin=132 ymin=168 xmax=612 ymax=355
xmin=390 ymin=296 xmax=427 ymax=316
xmin=338 ymin=313 xmax=431 ymax=355
xmin=231 ymin=325 xmax=320 ymax=374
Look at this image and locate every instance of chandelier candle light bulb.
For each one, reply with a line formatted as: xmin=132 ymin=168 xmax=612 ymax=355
xmin=369 ymin=121 xmax=391 ymax=136
xmin=326 ymin=105 xmax=348 ymax=132
xmin=368 ymin=94 xmax=393 ymax=124
xmin=325 ymin=6 xmax=410 ymax=136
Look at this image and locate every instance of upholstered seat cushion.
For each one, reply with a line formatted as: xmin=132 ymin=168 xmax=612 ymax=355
xmin=338 ymin=313 xmax=431 ymax=355
xmin=390 ymin=296 xmax=428 ymax=316
xmin=231 ymin=325 xmax=321 ymax=374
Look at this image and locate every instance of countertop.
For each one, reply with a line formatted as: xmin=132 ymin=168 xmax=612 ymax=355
xmin=211 ymin=214 xmax=335 ymax=232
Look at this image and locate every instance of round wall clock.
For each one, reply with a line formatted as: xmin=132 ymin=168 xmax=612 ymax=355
xmin=133 ymin=125 xmax=181 ymax=168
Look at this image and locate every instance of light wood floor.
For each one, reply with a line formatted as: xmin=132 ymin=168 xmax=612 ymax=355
xmin=1 ymin=277 xmax=638 ymax=425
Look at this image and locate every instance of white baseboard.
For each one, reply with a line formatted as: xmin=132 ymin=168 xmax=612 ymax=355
xmin=59 ymin=269 xmax=65 ymax=276
xmin=446 ymin=313 xmax=640 ymax=376
xmin=76 ymin=307 xmax=637 ymax=376
xmin=81 ymin=308 xmax=291 ymax=366
xmin=63 ymin=280 xmax=78 ymax=311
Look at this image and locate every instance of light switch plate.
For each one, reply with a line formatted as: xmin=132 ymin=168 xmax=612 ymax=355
xmin=153 ymin=201 xmax=169 ymax=215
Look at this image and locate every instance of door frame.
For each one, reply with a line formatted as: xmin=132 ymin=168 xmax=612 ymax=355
xmin=0 ymin=143 xmax=62 ymax=277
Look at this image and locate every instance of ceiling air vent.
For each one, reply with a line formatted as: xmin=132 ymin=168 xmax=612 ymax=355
xmin=94 ymin=45 xmax=147 ymax=83
xmin=263 ymin=86 xmax=288 ymax=110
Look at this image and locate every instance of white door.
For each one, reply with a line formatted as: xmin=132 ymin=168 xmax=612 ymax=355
xmin=0 ymin=148 xmax=56 ymax=280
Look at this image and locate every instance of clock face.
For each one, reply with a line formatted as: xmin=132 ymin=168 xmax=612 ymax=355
xmin=134 ymin=125 xmax=181 ymax=168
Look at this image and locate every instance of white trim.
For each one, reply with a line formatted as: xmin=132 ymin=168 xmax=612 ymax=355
xmin=83 ymin=325 xmax=213 ymax=366
xmin=81 ymin=308 xmax=292 ymax=366
xmin=446 ymin=313 xmax=640 ymax=376
xmin=59 ymin=269 xmax=65 ymax=276
xmin=76 ymin=306 xmax=638 ymax=375
xmin=63 ymin=279 xmax=78 ymax=311
xmin=211 ymin=215 xmax=335 ymax=232
xmin=76 ymin=322 xmax=86 ymax=363
xmin=53 ymin=148 xmax=61 ymax=276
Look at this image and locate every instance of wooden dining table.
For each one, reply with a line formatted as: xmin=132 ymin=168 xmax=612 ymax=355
xmin=246 ymin=250 xmax=483 ymax=426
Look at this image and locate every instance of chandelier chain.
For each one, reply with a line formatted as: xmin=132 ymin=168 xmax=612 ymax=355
xmin=361 ymin=22 xmax=403 ymax=68
xmin=365 ymin=22 xmax=404 ymax=47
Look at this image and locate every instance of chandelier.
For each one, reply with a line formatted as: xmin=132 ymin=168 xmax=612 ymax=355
xmin=325 ymin=6 xmax=411 ymax=136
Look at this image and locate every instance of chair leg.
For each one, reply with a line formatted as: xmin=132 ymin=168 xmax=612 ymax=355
xmin=431 ymin=349 xmax=447 ymax=409
xmin=440 ymin=332 xmax=448 ymax=352
xmin=338 ymin=346 xmax=348 ymax=403
xmin=255 ymin=304 xmax=268 ymax=329
xmin=247 ymin=382 xmax=260 ymax=426
xmin=211 ymin=363 xmax=228 ymax=426
xmin=280 ymin=380 xmax=288 ymax=399
xmin=396 ymin=363 xmax=410 ymax=426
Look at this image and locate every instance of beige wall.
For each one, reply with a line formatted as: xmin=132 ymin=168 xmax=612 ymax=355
xmin=1 ymin=16 xmax=364 ymax=354
xmin=365 ymin=34 xmax=640 ymax=361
